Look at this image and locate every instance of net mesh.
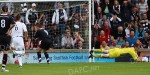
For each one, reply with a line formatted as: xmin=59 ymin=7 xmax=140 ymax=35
xmin=0 ymin=1 xmax=89 ymax=50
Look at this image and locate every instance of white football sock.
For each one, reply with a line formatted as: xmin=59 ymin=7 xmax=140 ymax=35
xmin=18 ymin=56 xmax=22 ymax=67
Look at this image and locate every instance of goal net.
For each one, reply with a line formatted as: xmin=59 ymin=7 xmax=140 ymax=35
xmin=0 ymin=0 xmax=89 ymax=50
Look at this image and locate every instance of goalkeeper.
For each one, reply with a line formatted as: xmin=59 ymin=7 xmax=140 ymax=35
xmin=89 ymin=44 xmax=141 ymax=61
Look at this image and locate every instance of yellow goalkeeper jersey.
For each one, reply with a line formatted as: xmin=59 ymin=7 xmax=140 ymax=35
xmin=109 ymin=47 xmax=138 ymax=60
xmin=120 ymin=47 xmax=138 ymax=60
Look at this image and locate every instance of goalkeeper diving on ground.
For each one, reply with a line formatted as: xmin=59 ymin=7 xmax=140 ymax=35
xmin=89 ymin=44 xmax=142 ymax=62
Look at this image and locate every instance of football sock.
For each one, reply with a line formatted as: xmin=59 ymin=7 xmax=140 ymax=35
xmin=44 ymin=52 xmax=49 ymax=62
xmin=37 ymin=52 xmax=41 ymax=62
xmin=93 ymin=54 xmax=103 ymax=58
xmin=94 ymin=49 xmax=104 ymax=52
xmin=2 ymin=54 xmax=7 ymax=68
xmin=18 ymin=55 xmax=22 ymax=66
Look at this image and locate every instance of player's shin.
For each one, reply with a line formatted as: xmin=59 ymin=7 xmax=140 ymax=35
xmin=94 ymin=49 xmax=104 ymax=52
xmin=93 ymin=54 xmax=103 ymax=58
xmin=44 ymin=52 xmax=49 ymax=63
xmin=18 ymin=55 xmax=22 ymax=67
xmin=37 ymin=52 xmax=42 ymax=63
xmin=2 ymin=54 xmax=8 ymax=69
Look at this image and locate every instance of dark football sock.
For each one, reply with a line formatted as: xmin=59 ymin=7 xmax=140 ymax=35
xmin=2 ymin=54 xmax=8 ymax=68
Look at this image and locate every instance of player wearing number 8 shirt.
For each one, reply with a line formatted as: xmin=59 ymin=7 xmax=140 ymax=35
xmin=0 ymin=5 xmax=15 ymax=72
xmin=11 ymin=14 xmax=28 ymax=68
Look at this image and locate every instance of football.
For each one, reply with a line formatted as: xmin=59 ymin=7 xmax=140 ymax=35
xmin=142 ymin=57 xmax=149 ymax=62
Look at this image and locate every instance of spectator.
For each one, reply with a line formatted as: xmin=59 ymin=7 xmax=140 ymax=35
xmin=52 ymin=2 xmax=68 ymax=35
xmin=136 ymin=39 xmax=143 ymax=48
xmin=95 ymin=6 xmax=102 ymax=20
xmin=125 ymin=22 xmax=135 ymax=37
xmin=83 ymin=23 xmax=89 ymax=49
xmin=114 ymin=26 xmax=126 ymax=39
xmin=108 ymin=36 xmax=115 ymax=46
xmin=131 ymin=6 xmax=140 ymax=23
xmin=94 ymin=0 xmax=102 ymax=16
xmin=93 ymin=24 xmax=102 ymax=48
xmin=37 ymin=11 xmax=48 ymax=29
xmin=140 ymin=13 xmax=149 ymax=30
xmin=110 ymin=39 xmax=120 ymax=48
xmin=112 ymin=0 xmax=121 ymax=16
xmin=102 ymin=21 xmax=111 ymax=39
xmin=147 ymin=7 xmax=150 ymax=20
xmin=138 ymin=0 xmax=148 ymax=19
xmin=140 ymin=32 xmax=150 ymax=48
xmin=21 ymin=2 xmax=27 ymax=23
xmin=117 ymin=37 xmax=125 ymax=46
xmin=93 ymin=23 xmax=101 ymax=37
xmin=73 ymin=32 xmax=84 ymax=49
xmin=68 ymin=13 xmax=82 ymax=31
xmin=125 ymin=41 xmax=130 ymax=48
xmin=97 ymin=30 xmax=108 ymax=45
xmin=110 ymin=13 xmax=122 ymax=38
xmin=61 ymin=30 xmax=74 ymax=49
xmin=135 ymin=25 xmax=145 ymax=39
xmin=100 ymin=41 xmax=109 ymax=50
xmin=26 ymin=3 xmax=38 ymax=49
xmin=101 ymin=0 xmax=112 ymax=18
xmin=99 ymin=15 xmax=111 ymax=27
xmin=121 ymin=0 xmax=133 ymax=23
xmin=26 ymin=3 xmax=38 ymax=25
xmin=48 ymin=25 xmax=61 ymax=49
xmin=126 ymin=30 xmax=138 ymax=47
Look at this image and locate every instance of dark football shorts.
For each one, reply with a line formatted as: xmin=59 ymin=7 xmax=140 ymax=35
xmin=0 ymin=35 xmax=11 ymax=51
xmin=40 ymin=38 xmax=53 ymax=50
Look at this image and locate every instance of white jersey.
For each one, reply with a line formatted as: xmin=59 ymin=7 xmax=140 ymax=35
xmin=11 ymin=21 xmax=27 ymax=37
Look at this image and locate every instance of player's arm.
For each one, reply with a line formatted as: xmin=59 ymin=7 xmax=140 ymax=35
xmin=26 ymin=9 xmax=30 ymax=24
xmin=6 ymin=24 xmax=15 ymax=35
xmin=6 ymin=16 xmax=15 ymax=35
xmin=135 ymin=57 xmax=142 ymax=62
xmin=23 ymin=23 xmax=28 ymax=42
xmin=24 ymin=31 xmax=28 ymax=42
xmin=37 ymin=12 xmax=44 ymax=23
xmin=34 ymin=30 xmax=39 ymax=40
xmin=8 ymin=24 xmax=15 ymax=31
xmin=131 ymin=51 xmax=141 ymax=62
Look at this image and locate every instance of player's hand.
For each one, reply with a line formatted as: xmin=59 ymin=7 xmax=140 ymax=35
xmin=49 ymin=48 xmax=54 ymax=51
xmin=27 ymin=22 xmax=31 ymax=25
xmin=6 ymin=30 xmax=11 ymax=36
xmin=136 ymin=57 xmax=142 ymax=62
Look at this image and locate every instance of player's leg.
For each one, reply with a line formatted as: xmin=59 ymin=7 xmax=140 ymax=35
xmin=93 ymin=54 xmax=110 ymax=58
xmin=17 ymin=37 xmax=25 ymax=67
xmin=40 ymin=38 xmax=52 ymax=64
xmin=14 ymin=50 xmax=25 ymax=68
xmin=37 ymin=48 xmax=42 ymax=63
xmin=1 ymin=35 xmax=11 ymax=72
xmin=2 ymin=50 xmax=9 ymax=72
xmin=43 ymin=50 xmax=50 ymax=64
xmin=89 ymin=48 xmax=117 ymax=58
xmin=90 ymin=49 xmax=109 ymax=54
xmin=12 ymin=37 xmax=25 ymax=68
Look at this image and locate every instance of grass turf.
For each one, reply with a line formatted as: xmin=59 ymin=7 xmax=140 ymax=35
xmin=0 ymin=62 xmax=150 ymax=75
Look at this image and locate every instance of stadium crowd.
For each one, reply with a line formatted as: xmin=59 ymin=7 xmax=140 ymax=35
xmin=92 ymin=0 xmax=150 ymax=49
xmin=3 ymin=2 xmax=89 ymax=49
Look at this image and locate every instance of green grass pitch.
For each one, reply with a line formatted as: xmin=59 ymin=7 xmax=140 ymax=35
xmin=0 ymin=62 xmax=150 ymax=75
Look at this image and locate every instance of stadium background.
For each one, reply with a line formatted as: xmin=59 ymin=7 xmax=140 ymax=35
xmin=0 ymin=1 xmax=149 ymax=75
xmin=0 ymin=0 xmax=150 ymax=64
